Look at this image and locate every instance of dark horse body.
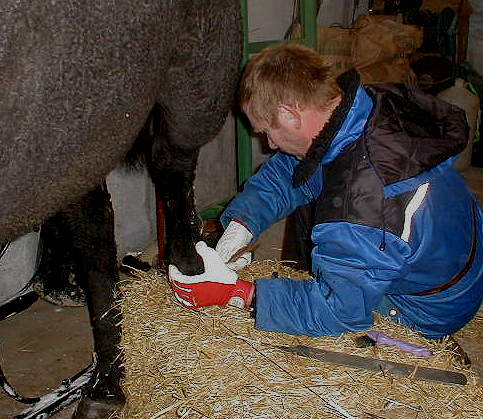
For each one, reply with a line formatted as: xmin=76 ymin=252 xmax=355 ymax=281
xmin=0 ymin=1 xmax=241 ymax=416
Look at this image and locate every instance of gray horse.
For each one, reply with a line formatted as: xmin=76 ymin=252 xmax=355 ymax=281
xmin=0 ymin=1 xmax=242 ymax=416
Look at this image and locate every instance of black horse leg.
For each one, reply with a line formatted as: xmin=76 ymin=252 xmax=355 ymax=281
xmin=32 ymin=212 xmax=86 ymax=307
xmin=55 ymin=184 xmax=124 ymax=417
xmin=149 ymin=149 xmax=204 ymax=276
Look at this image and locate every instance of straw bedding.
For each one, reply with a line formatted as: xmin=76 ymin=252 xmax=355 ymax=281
xmin=118 ymin=261 xmax=482 ymax=418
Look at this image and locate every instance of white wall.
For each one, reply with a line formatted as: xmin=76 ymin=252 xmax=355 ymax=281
xmin=247 ymin=0 xmax=295 ymax=42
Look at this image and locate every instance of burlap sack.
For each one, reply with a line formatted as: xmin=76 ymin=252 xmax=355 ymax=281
xmin=289 ymin=23 xmax=355 ymax=76
xmin=289 ymin=17 xmax=422 ymax=84
xmin=351 ymin=15 xmax=423 ymax=84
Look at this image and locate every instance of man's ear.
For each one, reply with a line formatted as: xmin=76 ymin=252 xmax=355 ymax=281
xmin=277 ymin=104 xmax=301 ymax=129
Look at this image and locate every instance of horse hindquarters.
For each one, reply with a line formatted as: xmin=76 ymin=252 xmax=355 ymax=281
xmin=53 ymin=184 xmax=124 ymax=417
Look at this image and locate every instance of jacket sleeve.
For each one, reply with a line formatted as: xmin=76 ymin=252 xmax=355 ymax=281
xmin=255 ymin=222 xmax=410 ymax=336
xmin=220 ymin=152 xmax=323 ymax=240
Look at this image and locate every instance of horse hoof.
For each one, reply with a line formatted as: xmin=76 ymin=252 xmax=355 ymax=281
xmin=72 ymin=397 xmax=124 ymax=418
xmin=33 ymin=280 xmax=86 ymax=307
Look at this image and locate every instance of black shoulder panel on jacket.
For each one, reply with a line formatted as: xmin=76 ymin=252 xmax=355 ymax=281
xmin=364 ymin=84 xmax=468 ymax=186
xmin=315 ymin=138 xmax=416 ymax=237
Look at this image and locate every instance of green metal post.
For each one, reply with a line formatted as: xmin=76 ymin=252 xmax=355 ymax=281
xmin=301 ymin=0 xmax=318 ymax=50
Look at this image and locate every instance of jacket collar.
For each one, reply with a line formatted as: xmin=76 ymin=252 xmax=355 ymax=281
xmin=293 ymin=68 xmax=361 ymax=187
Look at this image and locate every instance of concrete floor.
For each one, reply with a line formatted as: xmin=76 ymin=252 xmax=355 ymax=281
xmin=0 ymin=166 xmax=482 ymax=418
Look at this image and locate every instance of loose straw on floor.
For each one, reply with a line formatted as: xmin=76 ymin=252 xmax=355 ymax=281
xmin=118 ymin=261 xmax=482 ymax=418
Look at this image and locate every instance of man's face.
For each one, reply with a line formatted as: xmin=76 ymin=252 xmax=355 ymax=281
xmin=245 ymin=107 xmax=312 ymax=160
xmin=244 ymin=97 xmax=341 ymax=160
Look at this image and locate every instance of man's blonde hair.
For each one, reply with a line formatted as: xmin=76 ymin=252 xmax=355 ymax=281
xmin=240 ymin=43 xmax=341 ymax=128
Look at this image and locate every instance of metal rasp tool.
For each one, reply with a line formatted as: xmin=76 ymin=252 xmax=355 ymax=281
xmin=273 ymin=344 xmax=467 ymax=385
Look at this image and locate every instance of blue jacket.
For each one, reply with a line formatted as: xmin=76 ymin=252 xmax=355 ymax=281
xmin=222 ymin=81 xmax=482 ymax=339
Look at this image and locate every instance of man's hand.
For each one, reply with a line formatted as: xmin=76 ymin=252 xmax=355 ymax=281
xmin=215 ymin=221 xmax=254 ymax=271
xmin=169 ymin=241 xmax=254 ymax=309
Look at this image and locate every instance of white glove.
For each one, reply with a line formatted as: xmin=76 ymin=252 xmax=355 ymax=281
xmin=169 ymin=241 xmax=254 ymax=309
xmin=215 ymin=221 xmax=253 ymax=271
